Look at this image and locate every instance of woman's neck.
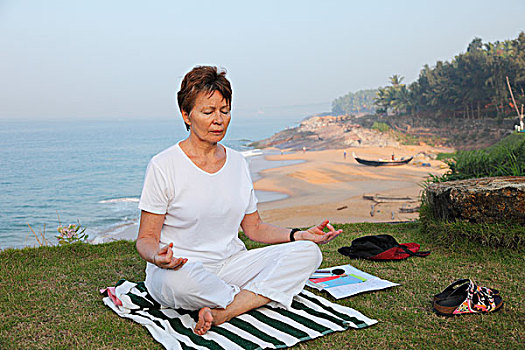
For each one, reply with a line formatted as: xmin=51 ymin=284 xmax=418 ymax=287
xmin=180 ymin=134 xmax=221 ymax=158
xmin=179 ymin=135 xmax=227 ymax=175
xmin=180 ymin=137 xmax=226 ymax=174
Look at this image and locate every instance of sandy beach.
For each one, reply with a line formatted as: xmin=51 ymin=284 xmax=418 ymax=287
xmin=255 ymin=145 xmax=453 ymax=228
xmin=93 ymin=144 xmax=452 ymax=243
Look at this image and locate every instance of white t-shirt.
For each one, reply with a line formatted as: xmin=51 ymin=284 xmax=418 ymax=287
xmin=139 ymin=142 xmax=258 ymax=264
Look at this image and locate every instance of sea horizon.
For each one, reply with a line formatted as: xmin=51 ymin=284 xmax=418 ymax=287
xmin=0 ymin=115 xmax=308 ymax=250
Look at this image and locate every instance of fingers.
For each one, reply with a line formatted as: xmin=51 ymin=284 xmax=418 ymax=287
xmin=155 ymin=245 xmax=172 ymax=264
xmin=165 ymin=245 xmax=173 ymax=261
xmin=156 ymin=256 xmax=188 ymax=269
xmin=166 ymin=257 xmax=188 ymax=270
xmin=304 ymin=225 xmax=342 ymax=244
xmin=157 ymin=242 xmax=174 ymax=255
xmin=319 ymin=229 xmax=342 ymax=244
xmin=316 ymin=220 xmax=329 ymax=231
xmin=155 ymin=242 xmax=188 ymax=269
xmin=309 ymin=220 xmax=339 ymax=236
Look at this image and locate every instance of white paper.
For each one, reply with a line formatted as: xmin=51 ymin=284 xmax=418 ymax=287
xmin=306 ymin=264 xmax=399 ymax=299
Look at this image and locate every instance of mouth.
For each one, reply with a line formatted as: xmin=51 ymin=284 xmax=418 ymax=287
xmin=210 ymin=130 xmax=224 ymax=135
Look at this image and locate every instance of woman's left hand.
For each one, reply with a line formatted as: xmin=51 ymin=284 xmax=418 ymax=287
xmin=296 ymin=220 xmax=342 ymax=244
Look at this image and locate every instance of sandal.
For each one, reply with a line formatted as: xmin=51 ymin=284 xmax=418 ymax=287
xmin=433 ymin=279 xmax=503 ymax=316
xmin=433 ymin=278 xmax=499 ymax=303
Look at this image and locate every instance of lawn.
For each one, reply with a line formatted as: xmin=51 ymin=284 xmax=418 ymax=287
xmin=0 ymin=222 xmax=523 ymax=349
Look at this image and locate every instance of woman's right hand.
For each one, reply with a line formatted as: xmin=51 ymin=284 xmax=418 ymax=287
xmin=153 ymin=242 xmax=188 ymax=270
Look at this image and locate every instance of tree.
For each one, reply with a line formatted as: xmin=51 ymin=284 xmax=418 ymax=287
xmin=372 ymin=33 xmax=525 ymax=120
xmin=332 ymin=89 xmax=377 ymax=115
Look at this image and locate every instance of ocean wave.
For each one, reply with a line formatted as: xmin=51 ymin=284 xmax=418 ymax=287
xmin=90 ymin=219 xmax=139 ymax=244
xmin=98 ymin=197 xmax=139 ymax=204
xmin=241 ymin=149 xmax=263 ymax=157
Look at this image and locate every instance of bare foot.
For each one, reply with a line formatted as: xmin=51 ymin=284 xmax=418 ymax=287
xmin=194 ymin=307 xmax=214 ymax=335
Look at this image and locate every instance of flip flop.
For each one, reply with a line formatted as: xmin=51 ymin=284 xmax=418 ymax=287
xmin=433 ymin=279 xmax=503 ymax=316
xmin=433 ymin=279 xmax=499 ymax=303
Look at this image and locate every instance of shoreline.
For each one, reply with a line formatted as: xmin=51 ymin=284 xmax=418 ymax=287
xmin=90 ymin=149 xmax=303 ymax=244
xmin=91 ymin=144 xmax=452 ymax=243
xmin=254 ymin=144 xmax=452 ymax=228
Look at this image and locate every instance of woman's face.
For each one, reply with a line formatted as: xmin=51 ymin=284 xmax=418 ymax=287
xmin=182 ymin=90 xmax=231 ymax=144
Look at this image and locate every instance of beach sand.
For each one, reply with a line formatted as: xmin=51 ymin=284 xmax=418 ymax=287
xmin=93 ymin=144 xmax=452 ymax=243
xmin=255 ymin=145 xmax=453 ymax=228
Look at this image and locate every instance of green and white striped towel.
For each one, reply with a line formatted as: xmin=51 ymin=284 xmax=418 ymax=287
xmin=102 ymin=280 xmax=377 ymax=350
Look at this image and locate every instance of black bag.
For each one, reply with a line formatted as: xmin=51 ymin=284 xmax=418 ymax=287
xmin=338 ymin=234 xmax=430 ymax=260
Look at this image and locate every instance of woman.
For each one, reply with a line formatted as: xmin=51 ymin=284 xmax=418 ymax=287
xmin=136 ymin=66 xmax=342 ymax=336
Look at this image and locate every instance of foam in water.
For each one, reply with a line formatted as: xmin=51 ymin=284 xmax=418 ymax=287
xmin=1 ymin=117 xmax=302 ymax=249
xmin=98 ymin=198 xmax=140 ymax=204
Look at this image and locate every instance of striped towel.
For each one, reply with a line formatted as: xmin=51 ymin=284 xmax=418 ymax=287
xmin=102 ymin=280 xmax=377 ymax=350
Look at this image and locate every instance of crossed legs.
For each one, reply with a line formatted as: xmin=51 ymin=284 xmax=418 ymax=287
xmin=194 ymin=290 xmax=270 ymax=335
xmin=145 ymin=241 xmax=322 ymax=335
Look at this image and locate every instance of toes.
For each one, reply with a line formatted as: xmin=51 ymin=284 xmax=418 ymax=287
xmin=194 ymin=307 xmax=213 ymax=335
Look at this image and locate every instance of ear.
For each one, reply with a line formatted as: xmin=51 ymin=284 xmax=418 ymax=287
xmin=181 ymin=110 xmax=191 ymax=127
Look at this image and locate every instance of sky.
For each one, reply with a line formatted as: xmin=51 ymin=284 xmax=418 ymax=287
xmin=0 ymin=0 xmax=524 ymax=120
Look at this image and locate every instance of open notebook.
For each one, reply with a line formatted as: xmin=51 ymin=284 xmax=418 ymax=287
xmin=306 ymin=264 xmax=399 ymax=299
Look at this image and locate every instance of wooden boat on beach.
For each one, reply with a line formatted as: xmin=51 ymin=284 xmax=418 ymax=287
xmin=353 ymin=152 xmax=413 ymax=166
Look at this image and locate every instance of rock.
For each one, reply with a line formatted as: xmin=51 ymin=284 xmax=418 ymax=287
xmin=425 ymin=176 xmax=525 ymax=224
xmin=253 ymin=114 xmax=399 ymax=150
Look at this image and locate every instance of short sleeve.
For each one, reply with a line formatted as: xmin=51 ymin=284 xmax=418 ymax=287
xmin=138 ymin=160 xmax=170 ymax=214
xmin=245 ymin=187 xmax=258 ymax=214
xmin=242 ymin=156 xmax=258 ymax=214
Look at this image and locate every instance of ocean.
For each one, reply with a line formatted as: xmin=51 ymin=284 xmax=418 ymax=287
xmin=0 ymin=115 xmax=302 ymax=249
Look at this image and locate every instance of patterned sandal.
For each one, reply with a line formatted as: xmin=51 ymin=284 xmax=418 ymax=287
xmin=433 ymin=279 xmax=503 ymax=316
xmin=433 ymin=278 xmax=499 ymax=303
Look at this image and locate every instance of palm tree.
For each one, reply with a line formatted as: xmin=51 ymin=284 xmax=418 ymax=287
xmin=390 ymin=75 xmax=404 ymax=87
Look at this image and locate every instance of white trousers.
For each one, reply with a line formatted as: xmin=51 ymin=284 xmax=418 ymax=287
xmin=144 ymin=240 xmax=322 ymax=310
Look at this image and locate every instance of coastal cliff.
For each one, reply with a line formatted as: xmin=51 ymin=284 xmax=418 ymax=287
xmin=252 ymin=114 xmax=399 ymax=151
xmin=252 ymin=113 xmax=516 ymax=151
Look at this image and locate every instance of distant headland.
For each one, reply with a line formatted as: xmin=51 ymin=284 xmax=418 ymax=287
xmin=252 ymin=113 xmax=515 ymax=151
xmin=256 ymin=33 xmax=524 ymax=152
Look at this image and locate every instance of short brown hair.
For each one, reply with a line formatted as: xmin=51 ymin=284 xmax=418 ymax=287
xmin=177 ymin=66 xmax=232 ymax=131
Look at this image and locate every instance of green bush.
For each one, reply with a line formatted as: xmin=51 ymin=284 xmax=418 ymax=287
xmin=434 ymin=133 xmax=525 ymax=182
xmin=419 ymin=203 xmax=525 ymax=249
xmin=436 ymin=152 xmax=455 ymax=161
xmin=371 ymin=122 xmax=391 ymax=133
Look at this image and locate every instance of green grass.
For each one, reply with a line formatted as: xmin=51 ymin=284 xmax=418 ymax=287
xmin=436 ymin=152 xmax=456 ymax=161
xmin=419 ymin=204 xmax=525 ymax=249
xmin=371 ymin=122 xmax=391 ymax=133
xmin=434 ymin=133 xmax=525 ymax=182
xmin=1 ymin=223 xmax=523 ymax=349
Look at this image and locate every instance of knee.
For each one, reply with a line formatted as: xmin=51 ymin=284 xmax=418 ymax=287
xmin=157 ymin=263 xmax=208 ymax=299
xmin=292 ymin=240 xmax=323 ymax=268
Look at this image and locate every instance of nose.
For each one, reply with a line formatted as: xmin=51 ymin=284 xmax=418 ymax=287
xmin=213 ymin=111 xmax=224 ymax=125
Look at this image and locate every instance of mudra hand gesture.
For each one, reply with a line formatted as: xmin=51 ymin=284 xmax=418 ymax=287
xmin=295 ymin=220 xmax=342 ymax=244
xmin=153 ymin=242 xmax=188 ymax=270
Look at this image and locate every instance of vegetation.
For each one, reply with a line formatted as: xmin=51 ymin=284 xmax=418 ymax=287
xmin=436 ymin=152 xmax=456 ymax=161
xmin=332 ymin=89 xmax=377 ymax=115
xmin=420 ymin=134 xmax=524 ymax=250
xmin=419 ymin=204 xmax=524 ymax=249
xmin=374 ymin=32 xmax=525 ymax=120
xmin=429 ymin=133 xmax=525 ymax=182
xmin=375 ymin=75 xmax=410 ymax=115
xmin=371 ymin=121 xmax=391 ymax=133
xmin=1 ymin=224 xmax=523 ymax=349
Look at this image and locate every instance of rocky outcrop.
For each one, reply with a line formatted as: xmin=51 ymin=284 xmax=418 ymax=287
xmin=379 ymin=114 xmax=515 ymax=150
xmin=424 ymin=176 xmax=525 ymax=224
xmin=252 ymin=114 xmax=399 ymax=150
xmin=252 ymin=112 xmax=515 ymax=151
